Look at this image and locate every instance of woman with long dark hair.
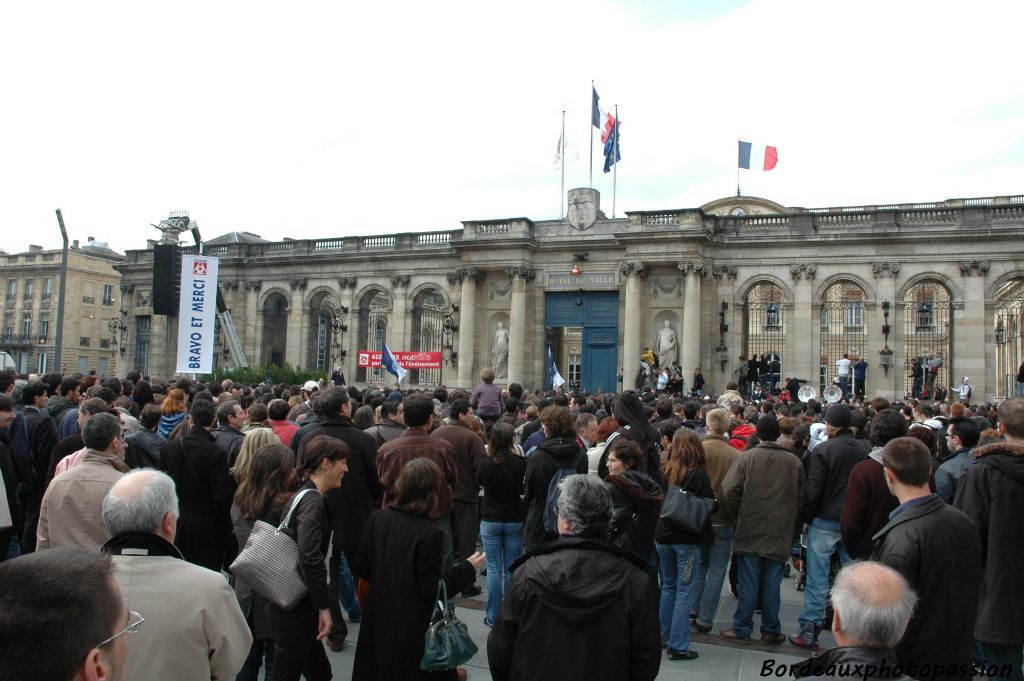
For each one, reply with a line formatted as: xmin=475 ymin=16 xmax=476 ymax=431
xmin=522 ymin=406 xmax=587 ymax=550
xmin=598 ymin=390 xmax=664 ymax=486
xmin=266 ymin=435 xmax=349 ymax=681
xmin=352 ymin=458 xmax=485 ymax=681
xmin=231 ymin=442 xmax=295 ymax=681
xmin=655 ymin=428 xmax=716 ymax=661
xmin=477 ymin=422 xmax=527 ymax=627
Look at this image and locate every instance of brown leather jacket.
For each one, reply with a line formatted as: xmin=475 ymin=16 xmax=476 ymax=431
xmin=377 ymin=428 xmax=457 ymax=520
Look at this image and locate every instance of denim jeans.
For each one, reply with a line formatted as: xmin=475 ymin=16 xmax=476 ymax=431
xmin=336 ymin=551 xmax=362 ymax=621
xmin=838 ymin=376 xmax=849 ymax=398
xmin=479 ymin=520 xmax=524 ymax=625
xmin=1017 ymin=381 xmax=1024 ymax=398
xmin=975 ymin=640 xmax=1024 ymax=681
xmin=656 ymin=543 xmax=702 ymax=652
xmin=694 ymin=525 xmax=734 ymax=628
xmin=732 ymin=554 xmax=784 ymax=638
xmin=799 ymin=524 xmax=852 ymax=628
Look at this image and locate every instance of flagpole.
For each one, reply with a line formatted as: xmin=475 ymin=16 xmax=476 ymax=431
xmin=612 ymin=104 xmax=618 ymax=218
xmin=589 ymin=80 xmax=594 ymax=188
xmin=560 ymin=110 xmax=566 ymax=218
xmin=736 ymin=140 xmax=742 ymax=196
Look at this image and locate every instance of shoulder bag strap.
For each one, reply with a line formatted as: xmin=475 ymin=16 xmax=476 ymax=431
xmin=279 ymin=488 xmax=317 ymax=531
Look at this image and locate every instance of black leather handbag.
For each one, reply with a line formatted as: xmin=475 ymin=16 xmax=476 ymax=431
xmin=659 ymin=472 xmax=715 ymax=534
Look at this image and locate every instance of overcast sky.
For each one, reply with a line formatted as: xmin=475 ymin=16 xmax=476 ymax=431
xmin=3 ymin=0 xmax=1022 ymax=254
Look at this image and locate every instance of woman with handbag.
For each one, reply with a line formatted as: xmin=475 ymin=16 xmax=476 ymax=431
xmin=352 ymin=458 xmax=485 ymax=681
xmin=604 ymin=437 xmax=664 ymax=565
xmin=231 ymin=441 xmax=294 ymax=681
xmin=476 ymin=423 xmax=528 ymax=627
xmin=655 ymin=428 xmax=716 ymax=661
xmin=267 ymin=435 xmax=349 ymax=681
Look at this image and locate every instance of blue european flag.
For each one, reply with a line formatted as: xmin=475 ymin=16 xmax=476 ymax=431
xmin=381 ymin=344 xmax=408 ymax=383
xmin=603 ymin=119 xmax=620 ymax=173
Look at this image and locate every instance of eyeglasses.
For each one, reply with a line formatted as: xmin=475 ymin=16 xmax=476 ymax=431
xmin=97 ymin=610 xmax=145 ymax=648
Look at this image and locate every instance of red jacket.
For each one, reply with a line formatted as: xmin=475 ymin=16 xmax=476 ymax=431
xmin=729 ymin=422 xmax=756 ymax=450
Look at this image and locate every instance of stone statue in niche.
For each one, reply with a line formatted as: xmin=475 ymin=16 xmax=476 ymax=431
xmin=492 ymin=321 xmax=509 ymax=379
xmin=655 ymin=320 xmax=678 ymax=368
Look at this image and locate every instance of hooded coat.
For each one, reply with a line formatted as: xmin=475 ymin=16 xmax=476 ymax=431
xmin=597 ymin=391 xmax=663 ymax=485
xmin=522 ymin=437 xmax=586 ymax=550
xmin=606 ymin=469 xmax=664 ymax=559
xmin=953 ymin=438 xmax=1024 ymax=646
xmin=487 ymin=536 xmax=661 ymax=681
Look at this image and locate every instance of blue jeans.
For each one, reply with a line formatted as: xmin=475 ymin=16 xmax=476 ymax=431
xmin=694 ymin=525 xmax=734 ymax=628
xmin=656 ymin=543 xmax=702 ymax=652
xmin=799 ymin=524 xmax=852 ymax=628
xmin=479 ymin=520 xmax=524 ymax=625
xmin=336 ymin=551 xmax=362 ymax=621
xmin=975 ymin=640 xmax=1024 ymax=681
xmin=732 ymin=554 xmax=784 ymax=638
xmin=838 ymin=375 xmax=849 ymax=398
xmin=1017 ymin=382 xmax=1024 ymax=398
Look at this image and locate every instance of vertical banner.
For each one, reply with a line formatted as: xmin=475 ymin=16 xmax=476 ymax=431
xmin=175 ymin=254 xmax=219 ymax=373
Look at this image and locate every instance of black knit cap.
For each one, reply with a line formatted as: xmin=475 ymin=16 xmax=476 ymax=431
xmin=756 ymin=415 xmax=781 ymax=442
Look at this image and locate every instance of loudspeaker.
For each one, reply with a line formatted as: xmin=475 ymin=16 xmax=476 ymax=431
xmin=152 ymin=244 xmax=181 ymax=315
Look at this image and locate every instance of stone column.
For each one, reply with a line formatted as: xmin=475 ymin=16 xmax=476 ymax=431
xmin=245 ymin=281 xmax=262 ymax=365
xmin=336 ymin=277 xmax=357 ymax=380
xmin=871 ymin=262 xmax=900 ymax=402
xmin=958 ymin=260 xmax=990 ymax=400
xmin=505 ymin=265 xmax=535 ymax=388
xmin=620 ymin=261 xmax=647 ymax=385
xmin=388 ymin=275 xmax=411 ymax=360
xmin=790 ymin=263 xmax=817 ymax=385
xmin=455 ymin=268 xmax=484 ymax=389
xmin=678 ymin=260 xmax=705 ymax=380
xmin=286 ymin=279 xmax=307 ymax=368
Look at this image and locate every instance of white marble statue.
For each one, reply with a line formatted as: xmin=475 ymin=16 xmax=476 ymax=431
xmin=492 ymin=321 xmax=509 ymax=379
xmin=655 ymin=320 xmax=677 ymax=368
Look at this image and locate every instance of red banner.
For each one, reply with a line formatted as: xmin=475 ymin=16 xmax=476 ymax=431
xmin=357 ymin=350 xmax=442 ymax=369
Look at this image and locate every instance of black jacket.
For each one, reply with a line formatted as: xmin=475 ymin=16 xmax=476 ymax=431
xmin=953 ymin=439 xmax=1024 ymax=646
xmin=522 ymin=438 xmax=586 ymax=550
xmin=159 ymin=426 xmax=234 ymax=571
xmin=871 ymin=494 xmax=981 ymax=679
xmin=210 ymin=425 xmax=245 ymax=466
xmin=793 ymin=644 xmax=914 ymax=680
xmin=607 ymin=469 xmax=664 ymax=559
xmin=124 ymin=429 xmax=166 ymax=469
xmin=23 ymin=406 xmax=58 ymax=483
xmin=302 ymin=415 xmax=383 ymax=553
xmin=802 ymin=430 xmax=870 ymax=523
xmin=487 ymin=536 xmax=660 ymax=681
xmin=0 ymin=432 xmax=21 ymax=539
xmin=280 ymin=484 xmax=332 ymax=611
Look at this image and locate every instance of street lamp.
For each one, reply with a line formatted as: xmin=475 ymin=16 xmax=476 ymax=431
xmin=879 ymin=300 xmax=893 ymax=376
xmin=442 ymin=304 xmax=458 ymax=367
xmin=331 ymin=306 xmax=349 ymax=361
xmin=106 ymin=309 xmax=128 ymax=358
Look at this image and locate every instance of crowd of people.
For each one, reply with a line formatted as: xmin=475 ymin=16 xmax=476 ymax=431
xmin=0 ymin=365 xmax=1021 ymax=681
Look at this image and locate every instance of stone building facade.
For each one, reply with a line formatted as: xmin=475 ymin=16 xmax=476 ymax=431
xmin=1 ymin=239 xmax=124 ymax=376
xmin=115 ymin=192 xmax=1024 ymax=403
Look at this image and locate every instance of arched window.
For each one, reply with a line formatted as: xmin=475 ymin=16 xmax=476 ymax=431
xmin=357 ymin=289 xmax=391 ymax=383
xmin=743 ymin=282 xmax=785 ymax=387
xmin=993 ymin=278 xmax=1024 ymax=400
xmin=903 ymin=280 xmax=952 ymax=399
xmin=306 ymin=291 xmax=337 ymax=372
xmin=410 ymin=287 xmax=445 ymax=386
xmin=819 ymin=281 xmax=867 ymax=393
xmin=261 ymin=293 xmax=289 ymax=368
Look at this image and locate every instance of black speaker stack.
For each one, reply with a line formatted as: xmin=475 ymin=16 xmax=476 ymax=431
xmin=152 ymin=244 xmax=181 ymax=315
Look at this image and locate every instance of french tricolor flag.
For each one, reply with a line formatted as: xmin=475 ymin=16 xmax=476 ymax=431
xmin=738 ymin=141 xmax=778 ymax=171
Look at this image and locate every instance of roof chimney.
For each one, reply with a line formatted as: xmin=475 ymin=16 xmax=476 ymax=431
xmin=28 ymin=245 xmax=43 ymax=252
xmin=87 ymin=236 xmax=95 ymax=243
xmin=72 ymin=239 xmax=79 ymax=249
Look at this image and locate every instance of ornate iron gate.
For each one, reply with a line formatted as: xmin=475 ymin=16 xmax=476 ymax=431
xmin=994 ymin=278 xmax=1024 ymax=400
xmin=819 ymin=282 xmax=867 ymax=394
xmin=742 ymin=282 xmax=785 ymax=388
xmin=903 ymin=281 xmax=951 ymax=399
xmin=261 ymin=293 xmax=289 ymax=368
xmin=306 ymin=291 xmax=336 ymax=372
xmin=357 ymin=289 xmax=390 ymax=383
xmin=411 ymin=288 xmax=445 ymax=385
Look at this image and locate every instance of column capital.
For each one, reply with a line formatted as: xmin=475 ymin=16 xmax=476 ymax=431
xmin=958 ymin=260 xmax=990 ymax=277
xmin=338 ymin=276 xmax=358 ymax=289
xmin=389 ymin=274 xmax=411 ymax=288
xmin=448 ymin=267 xmax=485 ymax=285
xmin=289 ymin=278 xmax=308 ymax=291
xmin=789 ymin=263 xmax=817 ymax=280
xmin=712 ymin=265 xmax=738 ymax=280
xmin=246 ymin=281 xmax=262 ymax=292
xmin=619 ymin=261 xmax=648 ymax=278
xmin=504 ymin=265 xmax=535 ymax=281
xmin=871 ymin=262 xmax=901 ymax=278
xmin=677 ymin=259 xmax=707 ymax=277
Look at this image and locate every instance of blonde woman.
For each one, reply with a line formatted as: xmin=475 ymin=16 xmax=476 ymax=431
xmin=232 ymin=427 xmax=280 ymax=484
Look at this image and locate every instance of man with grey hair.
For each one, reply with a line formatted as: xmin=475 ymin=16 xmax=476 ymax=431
xmin=792 ymin=562 xmax=917 ymax=680
xmin=101 ymin=469 xmax=251 ymax=681
xmin=37 ymin=411 xmax=128 ymax=550
xmin=488 ymin=474 xmax=660 ymax=681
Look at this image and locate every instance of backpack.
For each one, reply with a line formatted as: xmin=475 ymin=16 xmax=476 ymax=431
xmin=541 ymin=449 xmax=586 ymax=534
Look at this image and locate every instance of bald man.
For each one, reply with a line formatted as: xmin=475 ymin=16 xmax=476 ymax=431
xmin=792 ymin=562 xmax=917 ymax=680
xmin=101 ymin=470 xmax=251 ymax=681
